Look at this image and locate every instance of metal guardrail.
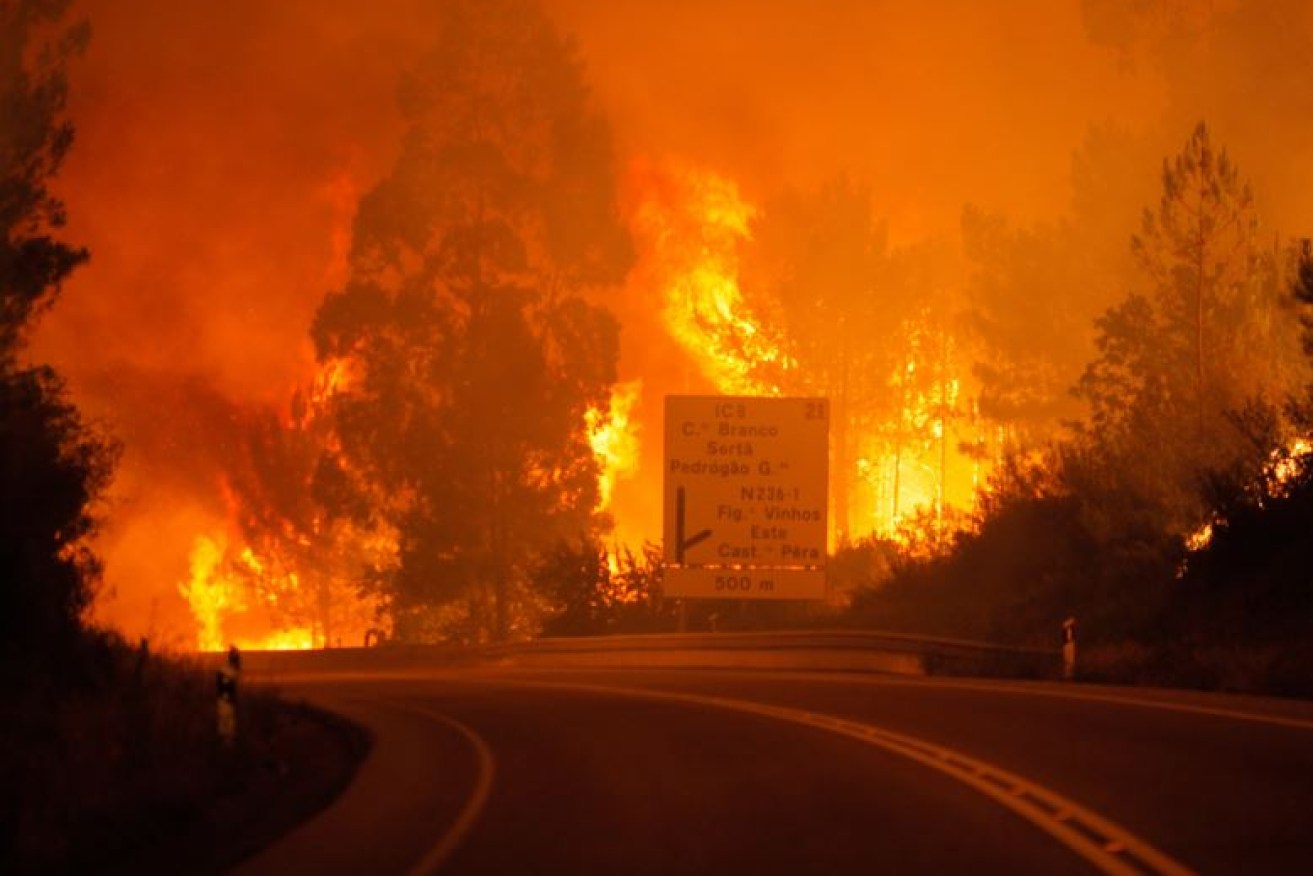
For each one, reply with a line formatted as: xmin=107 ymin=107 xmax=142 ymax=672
xmin=229 ymin=630 xmax=1061 ymax=681
xmin=483 ymin=630 xmax=1060 ymax=679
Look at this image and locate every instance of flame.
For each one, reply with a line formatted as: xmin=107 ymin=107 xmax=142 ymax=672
xmin=632 ymin=160 xmax=986 ymax=547
xmin=295 ymin=356 xmax=357 ymax=428
xmin=175 ymin=353 xmax=389 ymax=651
xmin=179 ymin=535 xmax=235 ymax=652
xmin=246 ymin=627 xmax=316 ymax=651
xmin=178 ymin=533 xmax=314 ymax=652
xmin=588 ymin=380 xmax=642 ymax=510
xmin=1186 ymin=437 xmax=1313 ymax=554
xmin=631 ymin=162 xmax=791 ymax=394
xmin=177 ymin=527 xmax=382 ymax=652
xmin=1271 ymin=437 xmax=1312 ymax=491
xmin=178 ymin=154 xmax=995 ymax=641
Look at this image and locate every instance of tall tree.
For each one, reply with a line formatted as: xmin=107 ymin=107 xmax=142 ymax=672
xmin=741 ymin=179 xmax=901 ymax=543
xmin=1294 ymin=239 xmax=1313 ymax=357
xmin=874 ymin=239 xmax=972 ymax=537
xmin=962 ymin=210 xmax=1102 ymax=442
xmin=0 ymin=1 xmax=115 ymax=667
xmin=1131 ymin=122 xmax=1264 ymax=430
xmin=1075 ymin=123 xmax=1302 ymax=529
xmin=962 ymin=124 xmax=1155 ymax=448
xmin=311 ymin=0 xmax=631 ymax=642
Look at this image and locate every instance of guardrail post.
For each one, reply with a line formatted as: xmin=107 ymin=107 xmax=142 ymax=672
xmin=1061 ymin=617 xmax=1077 ymax=681
xmin=216 ymin=644 xmax=241 ymax=745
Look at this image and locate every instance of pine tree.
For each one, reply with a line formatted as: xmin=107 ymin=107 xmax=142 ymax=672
xmin=1075 ymin=123 xmax=1302 ymax=530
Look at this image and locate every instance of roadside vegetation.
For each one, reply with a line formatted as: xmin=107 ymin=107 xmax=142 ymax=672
xmin=844 ymin=128 xmax=1313 ymax=697
xmin=3 ymin=635 xmax=365 ymax=873
xmin=534 ymin=124 xmax=1313 ymax=700
xmin=1 ymin=4 xmax=364 ymax=870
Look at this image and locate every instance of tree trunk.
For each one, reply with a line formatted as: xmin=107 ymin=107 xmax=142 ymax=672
xmin=833 ymin=337 xmax=851 ymax=547
xmin=1195 ymin=185 xmax=1208 ymax=434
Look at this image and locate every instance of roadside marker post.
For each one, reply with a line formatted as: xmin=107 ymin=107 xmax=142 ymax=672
xmin=1061 ymin=617 xmax=1076 ymax=681
xmin=216 ymin=644 xmax=241 ymax=745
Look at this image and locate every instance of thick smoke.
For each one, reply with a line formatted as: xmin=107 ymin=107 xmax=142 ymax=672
xmin=31 ymin=0 xmax=1313 ymax=641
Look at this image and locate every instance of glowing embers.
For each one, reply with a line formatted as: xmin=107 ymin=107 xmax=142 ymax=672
xmin=587 ymin=379 xmax=642 ymax=511
xmin=631 ymin=162 xmax=792 ymax=395
xmin=1185 ymin=437 xmax=1313 ymax=555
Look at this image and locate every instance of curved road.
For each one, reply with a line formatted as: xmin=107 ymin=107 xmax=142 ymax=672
xmin=235 ymin=662 xmax=1313 ymax=874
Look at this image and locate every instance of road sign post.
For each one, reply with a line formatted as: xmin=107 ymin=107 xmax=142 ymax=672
xmin=663 ymin=395 xmax=829 ymax=599
xmin=1062 ymin=617 xmax=1077 ymax=681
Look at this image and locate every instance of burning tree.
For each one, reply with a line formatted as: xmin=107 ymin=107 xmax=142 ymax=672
xmin=631 ymin=161 xmax=791 ymax=396
xmin=633 ymin=167 xmax=983 ymax=545
xmin=1074 ymin=122 xmax=1305 ymax=530
xmin=741 ymin=179 xmax=898 ymax=544
xmin=743 ymin=189 xmax=977 ymax=542
xmin=311 ymin=0 xmax=632 ymax=642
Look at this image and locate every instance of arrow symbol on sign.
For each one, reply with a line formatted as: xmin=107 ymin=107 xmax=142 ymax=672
xmin=675 ymin=486 xmax=712 ymax=562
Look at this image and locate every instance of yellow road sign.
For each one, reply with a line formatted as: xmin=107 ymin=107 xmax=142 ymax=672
xmin=663 ymin=395 xmax=828 ymax=599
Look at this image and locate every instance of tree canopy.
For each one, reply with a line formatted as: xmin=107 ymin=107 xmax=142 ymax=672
xmin=311 ymin=0 xmax=631 ymax=642
xmin=0 ymin=0 xmax=88 ymax=363
xmin=1074 ymin=122 xmax=1303 ymax=529
xmin=0 ymin=0 xmax=114 ymax=669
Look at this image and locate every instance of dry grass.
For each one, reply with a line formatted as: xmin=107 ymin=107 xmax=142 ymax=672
xmin=2 ymin=636 xmax=366 ymax=874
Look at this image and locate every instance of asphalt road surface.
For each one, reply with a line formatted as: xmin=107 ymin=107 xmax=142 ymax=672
xmin=233 ymin=660 xmax=1313 ymax=875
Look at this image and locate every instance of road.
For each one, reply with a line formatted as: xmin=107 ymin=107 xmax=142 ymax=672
xmin=234 ymin=659 xmax=1313 ymax=875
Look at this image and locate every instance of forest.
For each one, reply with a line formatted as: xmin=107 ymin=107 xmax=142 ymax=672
xmin=8 ymin=0 xmax=1313 ymax=700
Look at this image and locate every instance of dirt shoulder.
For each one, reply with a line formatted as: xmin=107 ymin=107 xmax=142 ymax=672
xmin=111 ymin=694 xmax=371 ymax=875
xmin=3 ymin=642 xmax=371 ymax=876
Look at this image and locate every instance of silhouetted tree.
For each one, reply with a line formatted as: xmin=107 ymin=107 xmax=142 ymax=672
xmin=0 ymin=1 xmax=115 ymax=670
xmin=1 ymin=0 xmax=88 ymax=365
xmin=961 ymin=124 xmax=1156 ymax=447
xmin=534 ymin=537 xmax=609 ymax=635
xmin=962 ymin=209 xmax=1097 ymax=439
xmin=1074 ymin=122 xmax=1302 ymax=530
xmin=535 ymin=538 xmax=671 ymax=635
xmin=311 ymin=0 xmax=631 ymax=642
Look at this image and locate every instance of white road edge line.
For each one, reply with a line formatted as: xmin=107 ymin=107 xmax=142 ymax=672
xmin=498 ymin=677 xmax=1195 ymax=876
xmin=270 ymin=667 xmax=1313 ymax=735
xmin=385 ymin=703 xmax=497 ymax=876
xmin=894 ymin=678 xmax=1313 ymax=733
xmin=538 ymin=668 xmax=1313 ymax=734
